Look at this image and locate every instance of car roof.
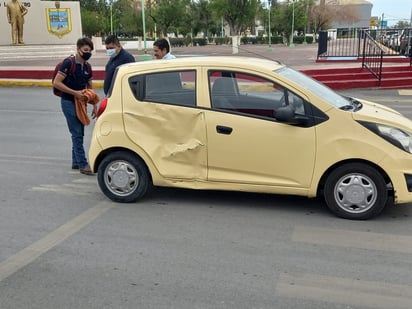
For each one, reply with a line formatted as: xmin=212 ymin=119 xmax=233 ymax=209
xmin=117 ymin=56 xmax=285 ymax=74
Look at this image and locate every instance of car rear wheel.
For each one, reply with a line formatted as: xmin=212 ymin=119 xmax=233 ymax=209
xmin=324 ymin=163 xmax=387 ymax=220
xmin=97 ymin=151 xmax=150 ymax=203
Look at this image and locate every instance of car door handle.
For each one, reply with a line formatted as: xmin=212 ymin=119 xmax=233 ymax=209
xmin=216 ymin=125 xmax=233 ymax=135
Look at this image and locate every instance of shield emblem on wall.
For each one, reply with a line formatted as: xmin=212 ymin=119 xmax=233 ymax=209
xmin=46 ymin=8 xmax=72 ymax=38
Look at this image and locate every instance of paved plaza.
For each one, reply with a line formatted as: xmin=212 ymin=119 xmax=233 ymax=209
xmin=0 ymin=42 xmax=408 ymax=88
xmin=0 ymin=42 xmax=358 ymax=71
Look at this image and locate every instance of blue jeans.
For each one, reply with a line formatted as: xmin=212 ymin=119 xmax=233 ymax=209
xmin=61 ymin=98 xmax=88 ymax=169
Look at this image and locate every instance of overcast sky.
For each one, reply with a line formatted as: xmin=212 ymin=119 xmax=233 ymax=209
xmin=370 ymin=0 xmax=412 ymax=25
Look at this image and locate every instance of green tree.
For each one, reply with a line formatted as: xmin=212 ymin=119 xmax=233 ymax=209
xmin=194 ymin=0 xmax=216 ymax=37
xmin=208 ymin=0 xmax=260 ymax=35
xmin=152 ymin=0 xmax=191 ymax=37
xmin=395 ymin=21 xmax=410 ymax=29
xmin=284 ymin=0 xmax=307 ymax=36
xmin=81 ymin=10 xmax=105 ymax=36
xmin=79 ymin=0 xmax=100 ymax=11
xmin=114 ymin=0 xmax=142 ymax=37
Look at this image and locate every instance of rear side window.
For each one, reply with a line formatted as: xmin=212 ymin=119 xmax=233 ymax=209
xmin=129 ymin=70 xmax=196 ymax=107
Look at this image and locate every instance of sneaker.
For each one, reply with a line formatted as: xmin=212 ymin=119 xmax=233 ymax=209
xmin=79 ymin=164 xmax=93 ymax=176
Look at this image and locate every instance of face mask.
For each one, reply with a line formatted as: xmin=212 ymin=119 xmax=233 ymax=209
xmin=81 ymin=52 xmax=92 ymax=61
xmin=106 ymin=49 xmax=116 ymax=57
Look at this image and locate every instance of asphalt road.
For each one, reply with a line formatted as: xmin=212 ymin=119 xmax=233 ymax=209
xmin=1 ymin=87 xmax=412 ymax=309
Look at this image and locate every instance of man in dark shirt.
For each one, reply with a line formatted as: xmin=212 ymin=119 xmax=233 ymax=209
xmin=53 ymin=37 xmax=96 ymax=175
xmin=104 ymin=35 xmax=135 ymax=95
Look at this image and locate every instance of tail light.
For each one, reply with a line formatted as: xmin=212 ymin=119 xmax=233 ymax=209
xmin=97 ymin=97 xmax=108 ymax=118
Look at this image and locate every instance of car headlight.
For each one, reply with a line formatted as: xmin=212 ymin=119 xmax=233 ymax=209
xmin=359 ymin=121 xmax=412 ymax=154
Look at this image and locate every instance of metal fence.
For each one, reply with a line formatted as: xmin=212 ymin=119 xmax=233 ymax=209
xmin=361 ymin=31 xmax=384 ymax=86
xmin=317 ymin=28 xmax=412 ymax=85
xmin=317 ymin=28 xmax=412 ymax=59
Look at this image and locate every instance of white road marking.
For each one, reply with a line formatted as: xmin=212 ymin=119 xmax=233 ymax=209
xmin=30 ymin=186 xmax=93 ymax=196
xmin=276 ymin=272 xmax=412 ymax=309
xmin=30 ymin=180 xmax=97 ymax=196
xmin=72 ymin=178 xmax=97 ymax=184
xmin=399 ymin=90 xmax=412 ymax=96
xmin=292 ymin=225 xmax=412 ymax=254
xmin=0 ymin=153 xmax=67 ymax=162
xmin=0 ymin=202 xmax=114 ymax=283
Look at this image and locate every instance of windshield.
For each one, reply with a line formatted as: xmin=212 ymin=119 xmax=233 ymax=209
xmin=276 ymin=67 xmax=351 ymax=109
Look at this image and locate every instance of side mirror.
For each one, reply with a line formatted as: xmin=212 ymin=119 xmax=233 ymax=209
xmin=275 ymin=105 xmax=295 ymax=122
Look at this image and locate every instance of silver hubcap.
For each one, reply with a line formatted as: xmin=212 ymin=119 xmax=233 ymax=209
xmin=105 ymin=161 xmax=138 ymax=196
xmin=334 ymin=173 xmax=377 ymax=213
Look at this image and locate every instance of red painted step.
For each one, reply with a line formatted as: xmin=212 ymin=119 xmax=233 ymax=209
xmin=302 ymin=65 xmax=412 ymax=90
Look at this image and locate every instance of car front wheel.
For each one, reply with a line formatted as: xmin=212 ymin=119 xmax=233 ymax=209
xmin=324 ymin=163 xmax=388 ymax=220
xmin=97 ymin=151 xmax=150 ymax=203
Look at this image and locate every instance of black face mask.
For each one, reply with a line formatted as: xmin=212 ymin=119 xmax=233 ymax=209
xmin=81 ymin=52 xmax=92 ymax=61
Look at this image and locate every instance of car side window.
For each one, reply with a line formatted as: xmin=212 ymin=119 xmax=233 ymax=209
xmin=129 ymin=70 xmax=196 ymax=107
xmin=209 ymin=70 xmax=306 ymax=118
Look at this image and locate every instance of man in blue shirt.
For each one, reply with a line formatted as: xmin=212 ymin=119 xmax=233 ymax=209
xmin=104 ymin=35 xmax=135 ymax=95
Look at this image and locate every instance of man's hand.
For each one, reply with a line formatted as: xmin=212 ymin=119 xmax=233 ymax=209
xmin=91 ymin=105 xmax=98 ymax=119
xmin=74 ymin=90 xmax=86 ymax=101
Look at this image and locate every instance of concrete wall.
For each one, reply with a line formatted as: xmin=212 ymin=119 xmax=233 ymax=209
xmin=0 ymin=0 xmax=82 ymax=45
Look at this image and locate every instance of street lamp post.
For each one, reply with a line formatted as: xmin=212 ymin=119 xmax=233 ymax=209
xmin=289 ymin=0 xmax=295 ymax=48
xmin=110 ymin=3 xmax=113 ymax=34
xmin=139 ymin=0 xmax=152 ymax=60
xmin=303 ymin=0 xmax=308 ymax=44
xmin=267 ymin=0 xmax=272 ymax=51
xmin=141 ymin=0 xmax=146 ymax=51
xmin=221 ymin=17 xmax=224 ymax=37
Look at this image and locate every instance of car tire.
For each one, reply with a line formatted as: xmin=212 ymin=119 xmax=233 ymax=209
xmin=324 ymin=163 xmax=387 ymax=220
xmin=97 ymin=151 xmax=150 ymax=203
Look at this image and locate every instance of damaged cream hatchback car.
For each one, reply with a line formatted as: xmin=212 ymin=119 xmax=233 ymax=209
xmin=89 ymin=56 xmax=412 ymax=220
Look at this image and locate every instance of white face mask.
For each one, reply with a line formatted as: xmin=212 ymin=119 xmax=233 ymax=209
xmin=106 ymin=49 xmax=116 ymax=57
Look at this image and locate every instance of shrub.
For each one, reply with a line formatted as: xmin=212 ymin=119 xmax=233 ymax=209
xmin=193 ymin=38 xmax=208 ymax=46
xmin=169 ymin=38 xmax=185 ymax=47
xmin=305 ymin=36 xmax=314 ymax=44
xmin=214 ymin=37 xmax=231 ymax=45
xmin=240 ymin=37 xmax=257 ymax=44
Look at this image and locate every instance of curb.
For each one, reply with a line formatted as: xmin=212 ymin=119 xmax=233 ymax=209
xmin=0 ymin=79 xmax=104 ymax=88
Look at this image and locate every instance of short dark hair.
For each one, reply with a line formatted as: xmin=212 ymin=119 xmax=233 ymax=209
xmin=153 ymin=38 xmax=170 ymax=53
xmin=77 ymin=37 xmax=94 ymax=51
xmin=105 ymin=35 xmax=120 ymax=45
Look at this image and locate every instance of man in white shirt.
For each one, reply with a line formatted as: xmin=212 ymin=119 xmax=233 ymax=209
xmin=153 ymin=38 xmax=176 ymax=59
